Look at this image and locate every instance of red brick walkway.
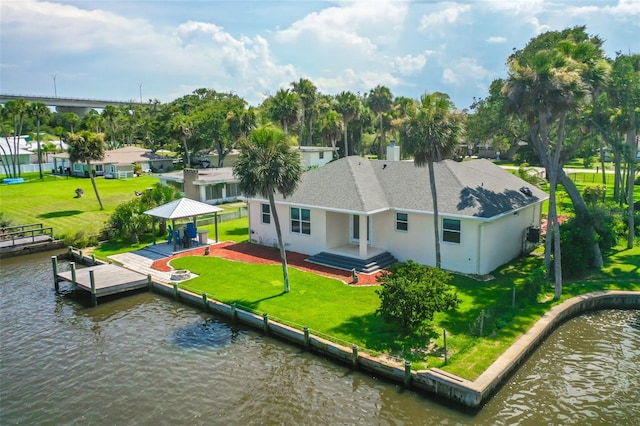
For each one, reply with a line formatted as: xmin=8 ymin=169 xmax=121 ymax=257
xmin=150 ymin=241 xmax=384 ymax=285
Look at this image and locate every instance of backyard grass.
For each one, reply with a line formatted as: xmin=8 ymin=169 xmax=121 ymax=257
xmin=0 ymin=172 xmax=158 ymax=239
xmin=171 ymin=244 xmax=639 ymax=378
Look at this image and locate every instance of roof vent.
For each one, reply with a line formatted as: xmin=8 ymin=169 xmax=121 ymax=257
xmin=520 ymin=187 xmax=533 ymax=197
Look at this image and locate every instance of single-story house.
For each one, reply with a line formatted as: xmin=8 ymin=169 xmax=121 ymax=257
xmin=156 ymin=167 xmax=241 ymax=205
xmin=245 ymin=156 xmax=548 ymax=276
xmin=52 ymin=146 xmax=173 ymax=178
xmin=0 ymin=138 xmax=33 ymax=170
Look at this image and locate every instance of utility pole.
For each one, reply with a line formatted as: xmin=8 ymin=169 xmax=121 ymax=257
xmin=138 ymin=83 xmax=143 ymax=103
xmin=52 ymin=74 xmax=57 ymax=97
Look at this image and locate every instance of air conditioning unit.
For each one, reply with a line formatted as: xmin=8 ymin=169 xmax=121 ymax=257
xmin=526 ymin=227 xmax=540 ymax=243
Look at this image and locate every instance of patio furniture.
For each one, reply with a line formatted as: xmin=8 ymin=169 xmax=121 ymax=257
xmin=186 ymin=223 xmax=198 ymax=245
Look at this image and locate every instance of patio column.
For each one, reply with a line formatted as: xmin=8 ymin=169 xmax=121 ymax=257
xmin=359 ymin=214 xmax=368 ymax=258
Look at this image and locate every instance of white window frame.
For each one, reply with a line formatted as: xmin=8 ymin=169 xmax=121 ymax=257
xmin=442 ymin=218 xmax=461 ymax=243
xmin=395 ymin=212 xmax=408 ymax=232
xmin=290 ymin=207 xmax=311 ymax=235
xmin=261 ymin=203 xmax=271 ymax=224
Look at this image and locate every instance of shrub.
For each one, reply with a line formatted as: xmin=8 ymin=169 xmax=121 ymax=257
xmin=521 ymin=266 xmax=547 ymax=303
xmin=582 ymin=185 xmax=606 ymax=206
xmin=376 ymin=261 xmax=460 ymax=334
xmin=64 ymin=230 xmax=99 ymax=249
xmin=0 ymin=212 xmax=13 ymax=228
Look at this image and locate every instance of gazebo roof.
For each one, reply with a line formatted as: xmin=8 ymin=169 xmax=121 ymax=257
xmin=144 ymin=197 xmax=223 ymax=220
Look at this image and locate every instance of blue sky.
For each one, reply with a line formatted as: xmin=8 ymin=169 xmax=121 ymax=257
xmin=1 ymin=0 xmax=638 ymax=110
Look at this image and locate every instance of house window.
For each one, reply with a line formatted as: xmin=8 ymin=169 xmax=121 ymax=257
xmin=261 ymin=203 xmax=270 ymax=224
xmin=206 ymin=184 xmax=223 ymax=200
xmin=396 ymin=213 xmax=408 ymax=231
xmin=443 ymin=218 xmax=461 ymax=243
xmin=319 ymin=151 xmax=324 ymax=159
xmin=291 ymin=207 xmax=311 ymax=235
xmin=226 ymin=183 xmax=240 ymax=197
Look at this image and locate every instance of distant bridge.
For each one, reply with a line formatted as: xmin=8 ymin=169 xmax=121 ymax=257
xmin=0 ymin=93 xmax=143 ymax=116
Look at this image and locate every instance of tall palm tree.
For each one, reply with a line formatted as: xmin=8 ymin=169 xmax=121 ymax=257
xmin=233 ymin=126 xmax=303 ymax=293
xmin=367 ymin=85 xmax=393 ymax=159
xmin=170 ymin=114 xmax=193 ymax=168
xmin=101 ymin=105 xmax=118 ymax=148
xmin=335 ymin=91 xmax=361 ymax=157
xmin=266 ymin=89 xmax=299 ymax=137
xmin=28 ymin=102 xmax=50 ymax=179
xmin=504 ymin=27 xmax=608 ymax=298
xmin=67 ymin=131 xmax=106 ymax=210
xmin=4 ymin=99 xmax=29 ymax=178
xmin=318 ymin=109 xmax=344 ymax=156
xmin=291 ymin=78 xmax=317 ymax=146
xmin=403 ymin=92 xmax=463 ymax=269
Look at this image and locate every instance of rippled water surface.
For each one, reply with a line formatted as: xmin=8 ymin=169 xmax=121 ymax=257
xmin=1 ymin=252 xmax=638 ymax=425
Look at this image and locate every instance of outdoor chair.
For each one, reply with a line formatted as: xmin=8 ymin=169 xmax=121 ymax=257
xmin=186 ymin=223 xmax=198 ymax=244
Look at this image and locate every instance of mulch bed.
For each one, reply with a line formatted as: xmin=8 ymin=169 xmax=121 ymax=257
xmin=150 ymin=241 xmax=384 ymax=285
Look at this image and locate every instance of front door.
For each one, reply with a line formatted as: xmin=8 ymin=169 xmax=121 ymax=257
xmin=351 ymin=215 xmax=372 ymax=244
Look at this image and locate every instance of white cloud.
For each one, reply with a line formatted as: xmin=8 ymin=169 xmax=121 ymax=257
xmin=486 ymin=0 xmax=545 ymax=15
xmin=419 ymin=3 xmax=471 ymax=32
xmin=486 ymin=36 xmax=507 ymax=43
xmin=567 ymin=0 xmax=640 ymax=20
xmin=275 ymin=0 xmax=408 ymax=54
xmin=442 ymin=58 xmax=491 ymax=86
xmin=314 ymin=69 xmax=399 ymax=96
xmin=393 ymin=52 xmax=432 ymax=76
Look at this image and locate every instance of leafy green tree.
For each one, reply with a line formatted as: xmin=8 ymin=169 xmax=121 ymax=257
xmin=67 ymin=131 xmax=106 ymax=210
xmin=170 ymin=114 xmax=193 ymax=167
xmin=367 ymin=85 xmax=393 ymax=159
xmin=376 ymin=260 xmax=460 ymax=334
xmin=28 ymin=101 xmax=50 ymax=179
xmin=403 ymin=92 xmax=464 ymax=268
xmin=101 ymin=105 xmax=119 ymax=149
xmin=233 ymin=126 xmax=303 ymax=293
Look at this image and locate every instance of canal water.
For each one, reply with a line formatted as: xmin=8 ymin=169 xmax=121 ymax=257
xmin=1 ymin=251 xmax=638 ymax=425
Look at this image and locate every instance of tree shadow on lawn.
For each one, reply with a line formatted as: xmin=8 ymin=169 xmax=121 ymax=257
xmin=223 ymin=227 xmax=249 ymax=236
xmin=38 ymin=210 xmax=83 ymax=218
xmin=328 ymin=313 xmax=438 ymax=362
xmin=229 ymin=293 xmax=287 ymax=312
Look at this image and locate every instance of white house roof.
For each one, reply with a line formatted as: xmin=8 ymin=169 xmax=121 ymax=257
xmin=266 ymin=156 xmax=548 ymax=219
xmin=144 ymin=197 xmax=223 ymax=219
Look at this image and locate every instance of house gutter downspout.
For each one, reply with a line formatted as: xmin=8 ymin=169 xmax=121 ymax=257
xmin=476 ymin=222 xmax=486 ymax=275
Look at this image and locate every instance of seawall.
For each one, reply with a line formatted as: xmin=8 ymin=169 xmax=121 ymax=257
xmin=148 ymin=280 xmax=640 ymax=409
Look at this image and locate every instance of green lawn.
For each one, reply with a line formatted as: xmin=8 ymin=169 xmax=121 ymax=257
xmin=172 ymin=244 xmax=639 ymax=378
xmin=0 ymin=173 xmax=158 ymax=239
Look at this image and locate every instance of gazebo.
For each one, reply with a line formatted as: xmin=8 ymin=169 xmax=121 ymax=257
xmin=144 ymin=197 xmax=224 ymax=252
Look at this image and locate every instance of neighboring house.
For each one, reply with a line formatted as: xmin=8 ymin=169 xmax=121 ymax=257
xmin=156 ymin=167 xmax=241 ymax=205
xmin=298 ymin=146 xmax=338 ymax=169
xmin=52 ymin=146 xmax=173 ymax=178
xmin=245 ymin=156 xmax=548 ymax=276
xmin=0 ymin=138 xmax=32 ymax=173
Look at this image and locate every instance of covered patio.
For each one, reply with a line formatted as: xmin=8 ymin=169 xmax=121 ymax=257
xmin=144 ymin=197 xmax=224 ymax=252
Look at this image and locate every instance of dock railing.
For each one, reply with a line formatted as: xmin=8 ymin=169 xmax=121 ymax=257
xmin=0 ymin=223 xmax=54 ymax=246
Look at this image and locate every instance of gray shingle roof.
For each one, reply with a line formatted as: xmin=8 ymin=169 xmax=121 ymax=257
xmin=271 ymin=156 xmax=548 ymax=219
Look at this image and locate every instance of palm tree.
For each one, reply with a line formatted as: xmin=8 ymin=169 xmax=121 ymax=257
xmin=265 ymin=89 xmax=299 ymax=137
xmin=367 ymin=85 xmax=393 ymax=159
xmin=318 ymin=109 xmax=344 ymax=157
xmin=28 ymin=102 xmax=50 ymax=179
xmin=504 ymin=27 xmax=609 ymax=298
xmin=291 ymin=78 xmax=317 ymax=145
xmin=233 ymin=126 xmax=303 ymax=293
xmin=67 ymin=131 xmax=106 ymax=210
xmin=403 ymin=92 xmax=463 ymax=269
xmin=170 ymin=114 xmax=193 ymax=167
xmin=101 ymin=105 xmax=118 ymax=148
xmin=4 ymin=99 xmax=29 ymax=178
xmin=335 ymin=91 xmax=361 ymax=157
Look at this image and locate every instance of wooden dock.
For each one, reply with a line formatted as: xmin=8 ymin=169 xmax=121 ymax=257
xmin=56 ymin=263 xmax=150 ymax=304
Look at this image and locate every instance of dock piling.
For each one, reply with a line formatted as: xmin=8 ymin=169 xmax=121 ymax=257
xmin=51 ymin=256 xmax=59 ymax=292
xmin=89 ymin=269 xmax=97 ymax=307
